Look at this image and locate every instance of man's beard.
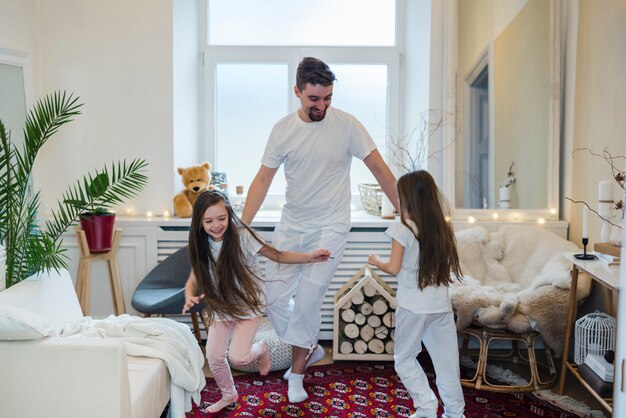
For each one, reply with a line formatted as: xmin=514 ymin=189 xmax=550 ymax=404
xmin=308 ymin=107 xmax=327 ymax=122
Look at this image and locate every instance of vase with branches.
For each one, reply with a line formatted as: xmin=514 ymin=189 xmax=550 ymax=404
xmin=0 ymin=91 xmax=148 ymax=289
xmin=388 ymin=109 xmax=456 ymax=174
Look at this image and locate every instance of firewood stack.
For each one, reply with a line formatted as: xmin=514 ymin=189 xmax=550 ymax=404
xmin=333 ymin=265 xmax=397 ymax=360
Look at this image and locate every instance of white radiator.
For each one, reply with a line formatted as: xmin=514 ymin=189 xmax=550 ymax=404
xmin=156 ymin=225 xmax=394 ymax=341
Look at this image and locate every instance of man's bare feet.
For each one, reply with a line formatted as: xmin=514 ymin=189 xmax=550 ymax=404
xmin=258 ymin=341 xmax=272 ymax=376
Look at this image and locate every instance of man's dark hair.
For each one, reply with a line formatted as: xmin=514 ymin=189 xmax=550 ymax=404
xmin=296 ymin=57 xmax=336 ymax=91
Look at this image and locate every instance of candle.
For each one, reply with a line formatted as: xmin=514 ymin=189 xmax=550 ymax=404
xmin=582 ymin=206 xmax=589 ymax=238
xmin=598 ymin=180 xmax=613 ymax=201
xmin=381 ymin=195 xmax=395 ymax=219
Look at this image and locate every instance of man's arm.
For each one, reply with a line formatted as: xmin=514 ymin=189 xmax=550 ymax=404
xmin=241 ymin=165 xmax=279 ymax=224
xmin=363 ymin=149 xmax=399 ymax=212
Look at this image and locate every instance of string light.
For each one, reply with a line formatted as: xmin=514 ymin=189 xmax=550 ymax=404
xmin=145 ymin=211 xmax=153 ymax=218
xmin=537 ymin=218 xmax=546 ymax=224
xmin=125 ymin=207 xmax=135 ymax=216
xmin=492 ymin=213 xmax=499 ymax=220
xmin=550 ymin=208 xmax=557 ymax=215
xmin=468 ymin=216 xmax=476 ymax=223
xmin=163 ymin=210 xmax=171 ymax=218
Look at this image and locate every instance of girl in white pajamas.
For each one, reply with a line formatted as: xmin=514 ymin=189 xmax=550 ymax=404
xmin=182 ymin=190 xmax=330 ymax=414
xmin=368 ymin=170 xmax=465 ymax=418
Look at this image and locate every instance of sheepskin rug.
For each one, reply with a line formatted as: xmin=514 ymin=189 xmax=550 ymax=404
xmin=450 ymin=225 xmax=591 ymax=355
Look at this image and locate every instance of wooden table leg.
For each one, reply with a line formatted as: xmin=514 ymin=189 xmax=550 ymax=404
xmin=558 ymin=266 xmax=579 ymax=395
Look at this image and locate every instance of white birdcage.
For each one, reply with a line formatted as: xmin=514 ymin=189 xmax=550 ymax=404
xmin=574 ymin=311 xmax=616 ymax=365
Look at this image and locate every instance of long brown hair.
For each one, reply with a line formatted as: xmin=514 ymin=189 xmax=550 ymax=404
xmin=188 ymin=190 xmax=279 ymax=322
xmin=397 ymin=170 xmax=462 ymax=289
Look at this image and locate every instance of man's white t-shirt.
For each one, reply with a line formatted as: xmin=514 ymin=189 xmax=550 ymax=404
xmin=262 ymin=107 xmax=376 ymax=233
xmin=385 ymin=221 xmax=452 ymax=315
xmin=208 ymin=227 xmax=264 ymax=321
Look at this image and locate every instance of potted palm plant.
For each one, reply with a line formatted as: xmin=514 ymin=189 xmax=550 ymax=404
xmin=0 ymin=91 xmax=148 ymax=289
xmin=61 ymin=159 xmax=148 ymax=253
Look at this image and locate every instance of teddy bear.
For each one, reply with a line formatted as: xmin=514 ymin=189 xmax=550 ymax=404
xmin=173 ymin=162 xmax=214 ymax=218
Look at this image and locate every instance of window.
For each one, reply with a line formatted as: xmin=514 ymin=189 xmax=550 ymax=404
xmin=203 ymin=0 xmax=403 ymax=199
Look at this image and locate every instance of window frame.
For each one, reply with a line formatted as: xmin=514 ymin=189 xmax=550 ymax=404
xmin=200 ymin=0 xmax=405 ymax=202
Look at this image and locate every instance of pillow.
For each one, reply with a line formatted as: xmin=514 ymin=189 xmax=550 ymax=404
xmin=0 ymin=304 xmax=56 ymax=340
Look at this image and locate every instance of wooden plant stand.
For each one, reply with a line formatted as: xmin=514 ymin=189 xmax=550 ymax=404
xmin=75 ymin=228 xmax=125 ymax=316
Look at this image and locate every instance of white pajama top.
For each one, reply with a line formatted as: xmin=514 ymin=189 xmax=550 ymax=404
xmin=385 ymin=221 xmax=452 ymax=315
xmin=262 ymin=107 xmax=376 ymax=233
xmin=209 ymin=228 xmax=264 ymax=321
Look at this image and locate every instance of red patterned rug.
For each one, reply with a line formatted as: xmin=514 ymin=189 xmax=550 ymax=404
xmin=185 ymin=354 xmax=585 ymax=417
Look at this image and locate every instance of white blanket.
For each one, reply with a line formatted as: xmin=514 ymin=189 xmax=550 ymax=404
xmin=61 ymin=314 xmax=206 ymax=418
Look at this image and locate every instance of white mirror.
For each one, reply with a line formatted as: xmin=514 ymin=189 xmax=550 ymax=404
xmin=0 ymin=48 xmax=33 ymax=151
xmin=442 ymin=0 xmax=560 ymax=220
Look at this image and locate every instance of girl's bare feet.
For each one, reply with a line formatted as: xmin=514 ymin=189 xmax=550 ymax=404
xmin=258 ymin=340 xmax=272 ymax=376
xmin=206 ymin=393 xmax=238 ymax=414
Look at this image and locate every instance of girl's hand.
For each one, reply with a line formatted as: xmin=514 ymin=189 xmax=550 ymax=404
xmin=182 ymin=293 xmax=205 ymax=314
xmin=309 ymin=249 xmax=331 ymax=263
xmin=368 ymin=252 xmax=380 ymax=268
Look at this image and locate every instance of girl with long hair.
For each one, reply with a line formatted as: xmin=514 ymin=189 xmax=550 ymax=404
xmin=368 ymin=170 xmax=465 ymax=418
xmin=183 ymin=190 xmax=330 ymax=413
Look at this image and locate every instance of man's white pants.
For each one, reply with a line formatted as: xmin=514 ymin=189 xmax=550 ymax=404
xmin=264 ymin=225 xmax=347 ymax=348
xmin=394 ymin=307 xmax=465 ymax=418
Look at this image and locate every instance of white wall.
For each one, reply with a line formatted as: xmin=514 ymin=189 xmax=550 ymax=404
xmin=0 ymin=0 xmax=176 ymax=217
xmin=173 ymin=0 xmax=201 ymax=193
xmin=566 ymin=0 xmax=626 ymax=246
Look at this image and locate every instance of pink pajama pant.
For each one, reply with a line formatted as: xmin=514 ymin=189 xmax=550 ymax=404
xmin=205 ymin=317 xmax=265 ymax=399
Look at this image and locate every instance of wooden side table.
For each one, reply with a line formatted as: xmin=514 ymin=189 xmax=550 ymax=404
xmin=75 ymin=228 xmax=126 ymax=316
xmin=558 ymin=252 xmax=621 ymax=414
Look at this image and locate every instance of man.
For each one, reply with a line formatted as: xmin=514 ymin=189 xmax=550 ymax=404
xmin=242 ymin=57 xmax=398 ymax=403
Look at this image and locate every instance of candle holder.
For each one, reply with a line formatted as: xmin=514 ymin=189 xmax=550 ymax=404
xmin=574 ymin=238 xmax=598 ymax=260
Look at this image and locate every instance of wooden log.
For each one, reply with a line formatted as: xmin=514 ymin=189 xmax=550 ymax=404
xmin=341 ymin=309 xmax=356 ymax=323
xmin=363 ymin=281 xmax=377 ymax=297
xmin=340 ymin=341 xmax=354 ymax=354
xmin=360 ymin=324 xmax=374 ymax=342
xmin=360 ymin=302 xmax=373 ymax=316
xmin=350 ymin=288 xmax=364 ymax=305
xmin=344 ymin=323 xmax=359 ymax=339
xmin=385 ymin=340 xmax=394 ymax=354
xmin=375 ymin=325 xmax=389 ymax=340
xmin=372 ymin=297 xmax=389 ymax=315
xmin=368 ymin=338 xmax=385 ymax=354
xmin=390 ymin=328 xmax=395 ymax=340
xmin=367 ymin=315 xmax=382 ymax=328
xmin=383 ymin=311 xmax=395 ymax=328
xmin=354 ymin=313 xmax=366 ymax=326
xmin=354 ymin=340 xmax=368 ymax=354
xmin=341 ymin=299 xmax=352 ymax=310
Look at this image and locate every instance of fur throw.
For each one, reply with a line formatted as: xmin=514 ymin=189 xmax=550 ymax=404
xmin=450 ymin=225 xmax=591 ymax=355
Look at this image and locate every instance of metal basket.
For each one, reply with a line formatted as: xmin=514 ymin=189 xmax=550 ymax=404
xmin=358 ymin=183 xmax=383 ymax=216
xmin=574 ymin=311 xmax=616 ymax=365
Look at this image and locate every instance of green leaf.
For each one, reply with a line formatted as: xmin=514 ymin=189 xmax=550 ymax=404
xmin=1 ymin=90 xmax=149 ymax=289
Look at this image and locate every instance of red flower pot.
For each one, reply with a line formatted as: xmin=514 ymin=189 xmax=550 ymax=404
xmin=79 ymin=212 xmax=116 ymax=253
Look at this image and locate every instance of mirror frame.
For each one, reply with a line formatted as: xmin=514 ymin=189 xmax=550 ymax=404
xmin=0 ymin=48 xmax=34 ymax=110
xmin=441 ymin=0 xmax=561 ymax=221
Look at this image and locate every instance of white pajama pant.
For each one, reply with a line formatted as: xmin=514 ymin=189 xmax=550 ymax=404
xmin=264 ymin=225 xmax=347 ymax=348
xmin=394 ymin=307 xmax=465 ymax=418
